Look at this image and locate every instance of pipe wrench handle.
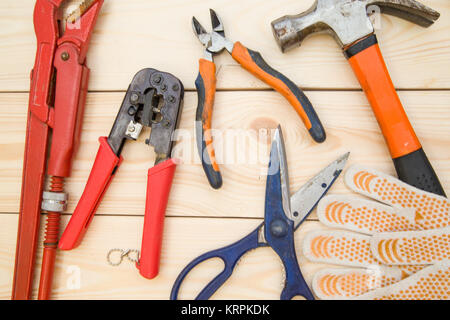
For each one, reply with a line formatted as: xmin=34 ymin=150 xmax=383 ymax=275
xmin=346 ymin=35 xmax=445 ymax=196
xmin=59 ymin=137 xmax=122 ymax=250
xmin=137 ymin=159 xmax=177 ymax=279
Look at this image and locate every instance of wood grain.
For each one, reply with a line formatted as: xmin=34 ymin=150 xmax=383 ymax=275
xmin=1 ymin=0 xmax=449 ymax=301
xmin=0 ymin=0 xmax=448 ymax=91
xmin=0 ymin=214 xmax=342 ymax=300
xmin=0 ymin=91 xmax=449 ymax=218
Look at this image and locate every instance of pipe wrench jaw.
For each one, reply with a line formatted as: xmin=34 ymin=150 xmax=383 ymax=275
xmin=58 ymin=0 xmax=104 ymax=63
xmin=30 ymin=0 xmax=103 ymax=123
xmin=29 ymin=0 xmax=64 ymax=124
xmin=46 ymin=0 xmax=103 ymax=179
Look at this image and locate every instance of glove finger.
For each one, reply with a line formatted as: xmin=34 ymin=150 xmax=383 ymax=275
xmin=371 ymin=226 xmax=450 ymax=265
xmin=303 ymin=230 xmax=380 ymax=267
xmin=352 ymin=261 xmax=450 ymax=300
xmin=344 ymin=165 xmax=449 ymax=230
xmin=312 ymin=267 xmax=405 ymax=300
xmin=317 ymin=195 xmax=417 ymax=235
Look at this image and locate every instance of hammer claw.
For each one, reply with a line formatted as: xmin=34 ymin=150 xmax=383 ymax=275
xmin=368 ymin=0 xmax=440 ymax=27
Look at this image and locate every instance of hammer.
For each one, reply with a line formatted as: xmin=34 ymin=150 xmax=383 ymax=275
xmin=271 ymin=0 xmax=446 ymax=197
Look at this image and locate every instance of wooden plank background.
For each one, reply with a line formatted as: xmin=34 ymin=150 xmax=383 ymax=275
xmin=0 ymin=0 xmax=449 ymax=300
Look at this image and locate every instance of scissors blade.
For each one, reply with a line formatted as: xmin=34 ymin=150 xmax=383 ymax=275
xmin=266 ymin=125 xmax=292 ymax=219
xmin=290 ymin=152 xmax=350 ymax=229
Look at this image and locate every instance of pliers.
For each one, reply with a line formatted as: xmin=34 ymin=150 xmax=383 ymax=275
xmin=193 ymin=9 xmax=326 ymax=189
xmin=59 ymin=69 xmax=184 ymax=280
xmin=171 ymin=126 xmax=349 ymax=300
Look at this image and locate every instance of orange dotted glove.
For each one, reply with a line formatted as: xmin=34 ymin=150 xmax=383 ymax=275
xmin=302 ymin=165 xmax=449 ymax=300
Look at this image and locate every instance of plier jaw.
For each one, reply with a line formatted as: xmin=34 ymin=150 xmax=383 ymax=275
xmin=192 ymin=9 xmax=233 ymax=61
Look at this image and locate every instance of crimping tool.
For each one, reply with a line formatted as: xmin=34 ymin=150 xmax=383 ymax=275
xmin=59 ymin=68 xmax=184 ymax=280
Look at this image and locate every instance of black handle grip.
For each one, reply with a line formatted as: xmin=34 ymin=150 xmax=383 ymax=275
xmin=393 ymin=148 xmax=446 ymax=197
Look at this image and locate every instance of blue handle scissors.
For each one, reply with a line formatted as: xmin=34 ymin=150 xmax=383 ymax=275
xmin=171 ymin=126 xmax=349 ymax=300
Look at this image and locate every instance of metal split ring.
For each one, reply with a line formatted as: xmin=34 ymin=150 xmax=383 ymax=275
xmin=106 ymin=248 xmax=140 ymax=266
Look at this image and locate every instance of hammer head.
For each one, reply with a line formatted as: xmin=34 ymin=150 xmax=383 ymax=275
xmin=271 ymin=0 xmax=440 ymax=52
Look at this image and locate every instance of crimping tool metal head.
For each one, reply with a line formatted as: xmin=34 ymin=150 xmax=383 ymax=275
xmin=107 ymin=68 xmax=184 ymax=164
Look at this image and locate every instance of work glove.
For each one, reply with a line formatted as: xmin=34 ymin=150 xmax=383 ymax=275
xmin=302 ymin=165 xmax=449 ymax=300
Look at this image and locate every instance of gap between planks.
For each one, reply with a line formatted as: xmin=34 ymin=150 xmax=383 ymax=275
xmin=2 ymin=88 xmax=450 ymax=95
xmin=0 ymin=212 xmax=321 ymax=222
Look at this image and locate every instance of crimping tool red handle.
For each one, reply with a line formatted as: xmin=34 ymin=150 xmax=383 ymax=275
xmin=59 ymin=137 xmax=123 ymax=250
xmin=138 ymin=159 xmax=177 ymax=279
xmin=59 ymin=140 xmax=177 ymax=280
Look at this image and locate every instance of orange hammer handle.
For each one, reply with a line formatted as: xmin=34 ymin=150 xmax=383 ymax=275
xmin=346 ymin=35 xmax=445 ymax=196
xmin=346 ymin=36 xmax=420 ymax=158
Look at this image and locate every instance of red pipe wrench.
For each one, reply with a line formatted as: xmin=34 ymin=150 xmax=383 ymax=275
xmin=12 ymin=0 xmax=103 ymax=300
xmin=59 ymin=69 xmax=184 ymax=280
